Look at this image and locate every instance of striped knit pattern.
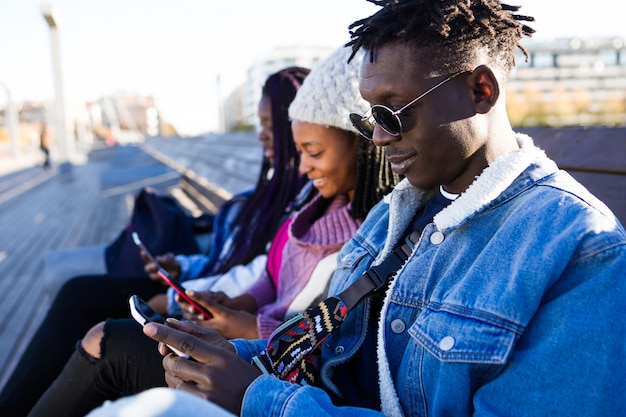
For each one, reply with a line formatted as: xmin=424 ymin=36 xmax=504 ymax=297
xmin=254 ymin=296 xmax=348 ymax=385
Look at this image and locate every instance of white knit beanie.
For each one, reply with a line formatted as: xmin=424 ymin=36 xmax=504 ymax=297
xmin=288 ymin=46 xmax=368 ymax=134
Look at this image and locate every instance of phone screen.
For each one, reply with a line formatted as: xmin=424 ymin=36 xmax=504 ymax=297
xmin=129 ymin=295 xmax=166 ymax=325
xmin=129 ymin=295 xmax=189 ymax=358
xmin=131 ymin=231 xmax=213 ymax=320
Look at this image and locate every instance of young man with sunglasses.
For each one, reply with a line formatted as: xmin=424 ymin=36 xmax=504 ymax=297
xmin=87 ymin=1 xmax=626 ymax=416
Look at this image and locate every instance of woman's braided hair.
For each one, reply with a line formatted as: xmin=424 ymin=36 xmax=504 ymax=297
xmin=351 ymin=136 xmax=399 ymax=219
xmin=210 ymin=67 xmax=310 ymax=275
xmin=346 ymin=0 xmax=535 ymax=77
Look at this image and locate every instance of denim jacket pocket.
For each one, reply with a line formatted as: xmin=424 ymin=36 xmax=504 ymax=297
xmin=409 ymin=308 xmax=519 ymax=364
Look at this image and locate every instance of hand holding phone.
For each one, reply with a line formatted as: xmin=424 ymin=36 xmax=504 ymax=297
xmin=131 ymin=232 xmax=213 ymax=320
xmin=132 ymin=231 xmax=160 ymax=265
xmin=129 ymin=295 xmax=189 ymax=358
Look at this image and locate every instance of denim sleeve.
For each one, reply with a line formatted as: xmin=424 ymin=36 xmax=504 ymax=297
xmin=175 ymin=254 xmax=209 ymax=282
xmin=242 ymin=375 xmax=384 ymax=417
xmin=231 ymin=339 xmax=267 ymax=363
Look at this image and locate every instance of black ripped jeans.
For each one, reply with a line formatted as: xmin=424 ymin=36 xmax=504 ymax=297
xmin=28 ymin=318 xmax=165 ymax=417
xmin=0 ymin=275 xmax=164 ymax=417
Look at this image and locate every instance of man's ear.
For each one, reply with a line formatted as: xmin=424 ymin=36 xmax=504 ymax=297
xmin=469 ymin=65 xmax=499 ymax=114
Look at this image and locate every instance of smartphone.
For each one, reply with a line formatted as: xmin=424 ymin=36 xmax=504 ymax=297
xmin=132 ymin=231 xmax=160 ymax=266
xmin=129 ymin=294 xmax=167 ymax=325
xmin=131 ymin=231 xmax=213 ymax=320
xmin=129 ymin=295 xmax=188 ymax=358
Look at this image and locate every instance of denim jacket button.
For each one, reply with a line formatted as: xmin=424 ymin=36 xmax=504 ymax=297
xmin=390 ymin=319 xmax=406 ymax=334
xmin=335 ymin=346 xmax=345 ymax=355
xmin=439 ymin=336 xmax=455 ymax=351
xmin=430 ymin=231 xmax=445 ymax=245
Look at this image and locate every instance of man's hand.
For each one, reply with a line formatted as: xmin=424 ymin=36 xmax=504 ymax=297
xmin=142 ymin=251 xmax=181 ymax=282
xmin=177 ymin=291 xmax=259 ymax=339
xmin=143 ymin=319 xmax=261 ymax=415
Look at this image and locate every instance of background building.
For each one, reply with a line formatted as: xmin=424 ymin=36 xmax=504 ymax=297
xmin=220 ymin=38 xmax=626 ymax=133
xmin=221 ymin=46 xmax=333 ymax=132
xmin=222 ymin=85 xmax=249 ymax=132
xmin=3 ymin=37 xmax=625 ymax=155
xmin=0 ymin=92 xmax=172 ymax=160
xmin=509 ymin=37 xmax=626 ymax=126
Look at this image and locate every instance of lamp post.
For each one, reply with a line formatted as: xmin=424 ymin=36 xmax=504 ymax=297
xmin=41 ymin=4 xmax=72 ymax=169
xmin=1 ymin=82 xmax=20 ymax=159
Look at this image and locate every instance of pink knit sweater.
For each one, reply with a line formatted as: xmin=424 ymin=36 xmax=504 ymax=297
xmin=245 ymin=194 xmax=362 ymax=339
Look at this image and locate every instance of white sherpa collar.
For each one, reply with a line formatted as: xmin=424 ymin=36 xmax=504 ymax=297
xmin=376 ymin=179 xmax=431 ymax=263
xmin=375 ymin=133 xmax=556 ymax=417
xmin=433 ymin=133 xmax=553 ymax=230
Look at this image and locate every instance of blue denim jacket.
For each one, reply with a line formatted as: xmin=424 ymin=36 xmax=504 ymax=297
xmin=234 ymin=135 xmax=626 ymax=417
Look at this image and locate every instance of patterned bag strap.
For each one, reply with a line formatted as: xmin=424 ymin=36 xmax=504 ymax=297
xmin=252 ymin=230 xmax=421 ymax=385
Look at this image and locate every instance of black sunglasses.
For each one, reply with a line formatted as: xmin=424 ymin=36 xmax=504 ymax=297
xmin=349 ymin=72 xmax=462 ymax=140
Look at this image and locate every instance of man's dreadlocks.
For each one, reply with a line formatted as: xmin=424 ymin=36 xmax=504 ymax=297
xmin=346 ymin=0 xmax=535 ymax=77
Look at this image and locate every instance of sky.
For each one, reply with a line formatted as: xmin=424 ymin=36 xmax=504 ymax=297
xmin=1 ymin=0 xmax=625 ymax=136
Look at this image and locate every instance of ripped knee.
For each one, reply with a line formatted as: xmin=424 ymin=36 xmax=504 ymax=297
xmin=81 ymin=321 xmax=106 ymax=359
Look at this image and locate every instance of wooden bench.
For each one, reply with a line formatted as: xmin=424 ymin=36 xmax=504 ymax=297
xmin=138 ymin=134 xmax=260 ymax=252
xmin=140 ymin=133 xmax=261 ymax=216
xmin=519 ymin=127 xmax=626 ymax=225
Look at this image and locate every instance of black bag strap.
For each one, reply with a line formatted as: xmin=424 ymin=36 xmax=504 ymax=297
xmin=339 ymin=230 xmax=421 ymax=310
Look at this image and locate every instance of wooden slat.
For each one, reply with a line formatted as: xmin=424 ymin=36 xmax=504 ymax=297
xmin=520 ymin=127 xmax=626 ymax=175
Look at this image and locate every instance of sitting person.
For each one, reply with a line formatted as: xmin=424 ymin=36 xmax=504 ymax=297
xmin=146 ymin=64 xmax=315 ymax=307
xmin=86 ymin=1 xmax=625 ymax=416
xmin=25 ymin=45 xmax=399 ymax=417
xmin=0 ymin=66 xmax=312 ymax=417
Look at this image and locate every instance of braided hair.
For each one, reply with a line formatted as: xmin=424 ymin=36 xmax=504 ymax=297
xmin=346 ymin=0 xmax=535 ymax=78
xmin=211 ymin=67 xmax=310 ymax=274
xmin=351 ymin=135 xmax=399 ymax=219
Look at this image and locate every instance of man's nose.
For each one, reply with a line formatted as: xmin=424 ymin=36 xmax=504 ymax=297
xmin=371 ymin=125 xmax=401 ymax=147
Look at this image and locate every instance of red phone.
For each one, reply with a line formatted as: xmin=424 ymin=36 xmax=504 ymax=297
xmin=131 ymin=231 xmax=213 ymax=319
